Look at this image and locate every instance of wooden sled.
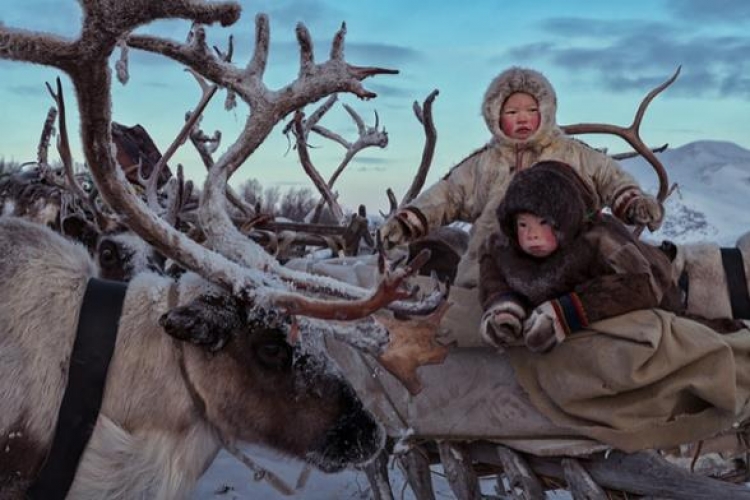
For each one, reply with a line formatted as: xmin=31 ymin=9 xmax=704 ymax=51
xmin=326 ymin=335 xmax=750 ymax=499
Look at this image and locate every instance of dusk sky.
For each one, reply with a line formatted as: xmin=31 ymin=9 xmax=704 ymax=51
xmin=2 ymin=0 xmax=749 ymax=212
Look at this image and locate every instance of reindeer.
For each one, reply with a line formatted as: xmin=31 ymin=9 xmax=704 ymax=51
xmin=0 ymin=81 xmax=168 ymax=282
xmin=0 ymin=2 xmax=449 ymax=499
xmin=0 ymin=166 xmax=164 ymax=281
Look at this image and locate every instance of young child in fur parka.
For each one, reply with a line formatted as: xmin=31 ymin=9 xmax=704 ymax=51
xmin=478 ymin=160 xmax=686 ymax=353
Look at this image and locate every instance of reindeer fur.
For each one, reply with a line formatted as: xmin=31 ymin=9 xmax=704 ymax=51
xmin=0 ymin=217 xmax=383 ymax=499
xmin=0 ymin=170 xmax=162 ymax=281
xmin=668 ymin=231 xmax=750 ymax=320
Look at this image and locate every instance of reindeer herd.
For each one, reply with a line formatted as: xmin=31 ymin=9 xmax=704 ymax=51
xmin=1 ymin=1 xmax=749 ymax=500
xmin=0 ymin=1 xmax=438 ymax=498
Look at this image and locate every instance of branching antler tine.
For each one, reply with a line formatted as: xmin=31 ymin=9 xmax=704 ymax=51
xmin=413 ymin=101 xmax=424 ymax=124
xmin=307 ymin=95 xmax=338 ymax=130
xmin=330 ymin=22 xmax=346 ymax=60
xmin=146 ymin=71 xmax=219 ymax=211
xmin=293 ymin=111 xmax=345 ymax=222
xmin=562 ymin=68 xmax=680 ymax=203
xmin=188 ymin=124 xmax=253 ymax=217
xmin=246 ymin=14 xmax=269 ymax=76
xmin=612 ymin=143 xmax=668 ymax=161
xmin=632 ymin=66 xmax=681 ymax=137
xmin=343 ymin=103 xmax=366 ymax=134
xmin=310 ymin=125 xmax=349 ymax=149
xmin=401 ymin=89 xmax=439 ymax=205
xmin=164 ymin=164 xmax=189 ymax=227
xmin=213 ymin=34 xmax=234 ymax=62
xmin=284 ymin=95 xmax=339 ymax=147
xmin=382 ymin=188 xmax=399 ymax=218
xmin=374 ymin=110 xmax=380 ymax=129
xmin=46 ymin=80 xmax=80 ymax=195
xmin=45 ymin=77 xmax=109 ymax=228
xmin=275 ymin=251 xmax=427 ymax=320
xmin=115 ymin=38 xmax=130 ymax=84
xmin=37 ymin=106 xmax=57 ymax=168
xmin=297 ymin=23 xmax=315 ymax=75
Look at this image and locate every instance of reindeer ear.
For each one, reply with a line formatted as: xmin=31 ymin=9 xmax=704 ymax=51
xmin=159 ymin=294 xmax=246 ymax=352
xmin=61 ymin=214 xmax=99 ymax=251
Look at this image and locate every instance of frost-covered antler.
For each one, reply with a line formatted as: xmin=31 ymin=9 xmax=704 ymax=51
xmin=0 ymin=1 xmax=444 ymax=374
xmin=298 ymin=99 xmax=390 ymax=224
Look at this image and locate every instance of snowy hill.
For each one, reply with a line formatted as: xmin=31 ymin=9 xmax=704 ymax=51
xmin=620 ymin=139 xmax=750 ymax=246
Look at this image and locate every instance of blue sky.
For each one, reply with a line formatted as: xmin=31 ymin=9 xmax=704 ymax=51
xmin=2 ymin=0 xmax=749 ymax=212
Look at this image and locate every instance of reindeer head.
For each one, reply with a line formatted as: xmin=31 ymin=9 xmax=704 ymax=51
xmin=159 ymin=291 xmax=384 ymax=471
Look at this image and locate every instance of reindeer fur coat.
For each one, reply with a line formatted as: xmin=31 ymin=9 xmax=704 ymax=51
xmin=402 ymin=67 xmax=646 ymax=287
xmin=479 ymin=162 xmax=682 ymax=334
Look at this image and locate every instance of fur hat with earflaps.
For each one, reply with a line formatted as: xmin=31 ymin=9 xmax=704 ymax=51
xmin=496 ymin=160 xmax=597 ymax=249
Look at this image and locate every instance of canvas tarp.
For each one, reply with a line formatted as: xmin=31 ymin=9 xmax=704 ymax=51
xmin=508 ymin=309 xmax=750 ymax=452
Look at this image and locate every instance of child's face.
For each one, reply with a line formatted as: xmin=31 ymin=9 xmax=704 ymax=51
xmin=516 ymin=212 xmax=558 ymax=258
xmin=500 ymin=92 xmax=540 ymax=140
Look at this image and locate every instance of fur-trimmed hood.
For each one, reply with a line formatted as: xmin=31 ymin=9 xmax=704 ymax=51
xmin=496 ymin=160 xmax=596 ymax=250
xmin=482 ymin=67 xmax=562 ymax=150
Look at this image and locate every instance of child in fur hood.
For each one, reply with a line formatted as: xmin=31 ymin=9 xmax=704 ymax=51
xmin=478 ymin=160 xmax=688 ymax=353
xmin=379 ymin=66 xmax=664 ymax=288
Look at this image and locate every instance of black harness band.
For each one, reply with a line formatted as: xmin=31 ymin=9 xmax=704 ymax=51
xmin=28 ymin=278 xmax=127 ymax=500
xmin=720 ymin=247 xmax=750 ymax=320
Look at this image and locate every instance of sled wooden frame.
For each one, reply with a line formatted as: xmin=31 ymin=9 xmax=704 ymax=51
xmin=361 ymin=435 xmax=750 ymax=499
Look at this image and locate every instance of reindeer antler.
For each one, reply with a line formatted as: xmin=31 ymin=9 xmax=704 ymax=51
xmin=561 ymin=67 xmax=681 ymax=204
xmin=0 ymin=2 xmax=443 ymax=375
xmin=400 ymin=89 xmax=440 ymax=206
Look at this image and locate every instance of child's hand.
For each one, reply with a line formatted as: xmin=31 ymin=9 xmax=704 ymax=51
xmin=523 ymin=301 xmax=566 ymax=353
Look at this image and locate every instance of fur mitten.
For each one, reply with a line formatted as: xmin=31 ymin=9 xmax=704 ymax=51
xmin=523 ymin=294 xmax=589 ymax=353
xmin=480 ymin=300 xmax=526 ymax=351
xmin=627 ymin=194 xmax=664 ymax=231
xmin=613 ymin=187 xmax=664 ymax=231
xmin=378 ymin=207 xmax=429 ymax=249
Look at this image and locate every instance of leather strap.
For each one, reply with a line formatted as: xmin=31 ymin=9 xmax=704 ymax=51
xmin=28 ymin=278 xmax=127 ymax=499
xmin=721 ymin=248 xmax=750 ymax=319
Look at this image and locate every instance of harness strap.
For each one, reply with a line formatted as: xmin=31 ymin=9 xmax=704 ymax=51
xmin=720 ymin=247 xmax=750 ymax=320
xmin=678 ymin=269 xmax=690 ymax=308
xmin=28 ymin=278 xmax=127 ymax=500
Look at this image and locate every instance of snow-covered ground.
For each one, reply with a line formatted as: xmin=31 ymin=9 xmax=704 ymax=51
xmin=193 ymin=139 xmax=750 ymax=499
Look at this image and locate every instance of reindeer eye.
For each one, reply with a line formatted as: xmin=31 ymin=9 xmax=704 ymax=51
xmin=98 ymin=241 xmax=120 ymax=269
xmin=255 ymin=341 xmax=292 ymax=369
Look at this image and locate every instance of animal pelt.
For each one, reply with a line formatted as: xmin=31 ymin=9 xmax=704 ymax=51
xmin=408 ymin=225 xmax=470 ymax=284
xmin=662 ymin=231 xmax=750 ymax=321
xmin=0 ymin=217 xmax=383 ymax=499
